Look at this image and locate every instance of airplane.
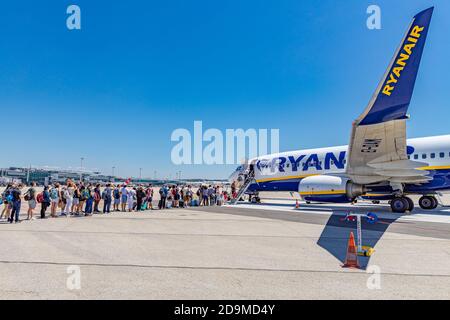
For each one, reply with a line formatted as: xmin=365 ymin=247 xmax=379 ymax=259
xmin=228 ymin=7 xmax=450 ymax=214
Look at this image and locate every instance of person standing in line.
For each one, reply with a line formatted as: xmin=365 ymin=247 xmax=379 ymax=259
xmin=84 ymin=185 xmax=94 ymax=216
xmin=113 ymin=185 xmax=120 ymax=212
xmin=120 ymin=184 xmax=128 ymax=212
xmin=159 ymin=185 xmax=168 ymax=210
xmin=40 ymin=186 xmax=51 ymax=219
xmin=185 ymin=185 xmax=193 ymax=207
xmin=136 ymin=186 xmax=146 ymax=211
xmin=50 ymin=183 xmax=60 ymax=218
xmin=9 ymin=184 xmax=22 ymax=224
xmin=146 ymin=184 xmax=154 ymax=210
xmin=78 ymin=185 xmax=87 ymax=214
xmin=127 ymin=186 xmax=135 ymax=212
xmin=72 ymin=184 xmax=80 ymax=215
xmin=132 ymin=187 xmax=138 ymax=211
xmin=103 ymin=183 xmax=112 ymax=214
xmin=173 ymin=186 xmax=180 ymax=208
xmin=202 ymin=186 xmax=209 ymax=206
xmin=93 ymin=184 xmax=101 ymax=213
xmin=1 ymin=183 xmax=13 ymax=220
xmin=59 ymin=186 xmax=67 ymax=216
xmin=64 ymin=182 xmax=74 ymax=217
xmin=24 ymin=182 xmax=37 ymax=220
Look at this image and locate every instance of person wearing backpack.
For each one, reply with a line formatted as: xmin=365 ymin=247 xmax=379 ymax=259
xmin=72 ymin=185 xmax=81 ymax=216
xmin=1 ymin=183 xmax=13 ymax=220
xmin=24 ymin=182 xmax=37 ymax=220
xmin=113 ymin=185 xmax=120 ymax=212
xmin=120 ymin=184 xmax=128 ymax=212
xmin=59 ymin=186 xmax=67 ymax=216
xmin=136 ymin=186 xmax=146 ymax=212
xmin=8 ymin=184 xmax=22 ymax=224
xmin=84 ymin=185 xmax=94 ymax=216
xmin=103 ymin=184 xmax=112 ymax=214
xmin=79 ymin=185 xmax=88 ymax=214
xmin=40 ymin=186 xmax=51 ymax=219
xmin=93 ymin=184 xmax=101 ymax=213
xmin=50 ymin=184 xmax=60 ymax=218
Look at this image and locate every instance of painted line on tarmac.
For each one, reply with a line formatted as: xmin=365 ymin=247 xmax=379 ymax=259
xmin=0 ymin=260 xmax=449 ymax=278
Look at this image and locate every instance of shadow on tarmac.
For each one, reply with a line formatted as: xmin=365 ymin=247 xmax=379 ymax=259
xmin=316 ymin=211 xmax=398 ymax=270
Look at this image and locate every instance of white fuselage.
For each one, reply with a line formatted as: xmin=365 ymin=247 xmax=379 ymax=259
xmin=246 ymin=135 xmax=450 ymax=190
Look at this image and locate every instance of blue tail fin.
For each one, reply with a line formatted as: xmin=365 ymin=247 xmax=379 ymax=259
xmin=358 ymin=7 xmax=434 ymax=126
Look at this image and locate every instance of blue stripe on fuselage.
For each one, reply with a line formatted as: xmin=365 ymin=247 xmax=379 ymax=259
xmin=247 ymin=168 xmax=450 ymax=194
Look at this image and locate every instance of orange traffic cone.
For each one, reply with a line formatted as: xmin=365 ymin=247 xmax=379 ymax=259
xmin=295 ymin=200 xmax=300 ymax=209
xmin=343 ymin=232 xmax=360 ymax=269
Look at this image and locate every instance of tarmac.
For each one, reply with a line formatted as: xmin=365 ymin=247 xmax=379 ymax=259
xmin=0 ymin=191 xmax=449 ymax=299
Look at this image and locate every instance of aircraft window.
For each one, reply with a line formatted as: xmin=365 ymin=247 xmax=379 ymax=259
xmin=343 ymin=159 xmax=347 ymax=164
xmin=286 ymin=163 xmax=290 ymax=168
xmin=407 ymin=155 xmax=411 ymax=160
xmin=414 ymin=154 xmax=419 ymax=160
xmin=431 ymin=153 xmax=436 ymax=159
xmin=440 ymin=152 xmax=445 ymax=158
xmin=422 ymin=154 xmax=427 ymax=159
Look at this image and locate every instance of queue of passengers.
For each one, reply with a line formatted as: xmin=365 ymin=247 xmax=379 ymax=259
xmin=0 ymin=180 xmax=227 ymax=224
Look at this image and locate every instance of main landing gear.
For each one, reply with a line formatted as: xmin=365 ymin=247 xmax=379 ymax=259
xmin=390 ymin=196 xmax=415 ymax=213
xmin=390 ymin=195 xmax=440 ymax=213
xmin=418 ymin=196 xmax=438 ymax=210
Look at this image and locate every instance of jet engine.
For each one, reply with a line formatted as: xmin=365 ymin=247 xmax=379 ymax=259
xmin=298 ymin=175 xmax=365 ymax=203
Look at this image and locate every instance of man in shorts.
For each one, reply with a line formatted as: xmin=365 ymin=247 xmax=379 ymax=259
xmin=25 ymin=182 xmax=37 ymax=220
xmin=120 ymin=184 xmax=128 ymax=212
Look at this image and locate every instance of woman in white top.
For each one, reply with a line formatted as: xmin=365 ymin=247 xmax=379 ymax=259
xmin=127 ymin=188 xmax=136 ymax=212
xmin=63 ymin=182 xmax=74 ymax=216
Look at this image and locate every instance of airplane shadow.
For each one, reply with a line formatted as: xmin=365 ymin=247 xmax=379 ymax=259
xmin=316 ymin=208 xmax=399 ymax=270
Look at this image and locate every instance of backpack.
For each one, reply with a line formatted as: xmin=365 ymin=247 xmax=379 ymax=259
xmin=94 ymin=192 xmax=101 ymax=201
xmin=50 ymin=189 xmax=59 ymax=200
xmin=82 ymin=189 xmax=90 ymax=200
xmin=113 ymin=189 xmax=120 ymax=199
xmin=36 ymin=193 xmax=44 ymax=204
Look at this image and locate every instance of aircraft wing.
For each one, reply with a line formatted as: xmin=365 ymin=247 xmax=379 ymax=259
xmin=346 ymin=7 xmax=434 ymax=185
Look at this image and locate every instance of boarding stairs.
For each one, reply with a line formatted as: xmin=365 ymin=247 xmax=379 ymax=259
xmin=230 ymin=170 xmax=255 ymax=205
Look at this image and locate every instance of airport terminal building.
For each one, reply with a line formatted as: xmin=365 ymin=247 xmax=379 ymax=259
xmin=0 ymin=167 xmax=116 ymax=186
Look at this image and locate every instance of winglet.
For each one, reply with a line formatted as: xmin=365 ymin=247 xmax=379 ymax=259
xmin=356 ymin=7 xmax=434 ymax=126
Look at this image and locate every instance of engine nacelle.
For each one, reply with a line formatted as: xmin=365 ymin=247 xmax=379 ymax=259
xmin=298 ymin=175 xmax=365 ymax=203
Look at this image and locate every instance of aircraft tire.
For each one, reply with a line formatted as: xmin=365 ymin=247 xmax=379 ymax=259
xmin=419 ymin=196 xmax=438 ymax=210
xmin=404 ymin=197 xmax=415 ymax=212
xmin=390 ymin=197 xmax=409 ymax=213
xmin=431 ymin=196 xmax=438 ymax=209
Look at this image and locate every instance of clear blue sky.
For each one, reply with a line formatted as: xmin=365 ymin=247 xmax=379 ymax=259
xmin=1 ymin=0 xmax=449 ymax=179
